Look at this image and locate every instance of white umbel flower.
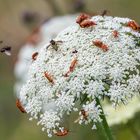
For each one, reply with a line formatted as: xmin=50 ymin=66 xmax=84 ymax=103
xmin=37 ymin=111 xmax=61 ymax=137
xmin=19 ymin=14 xmax=140 ymax=137
xmin=78 ymin=101 xmax=102 ymax=128
xmin=14 ymin=15 xmax=77 ymax=97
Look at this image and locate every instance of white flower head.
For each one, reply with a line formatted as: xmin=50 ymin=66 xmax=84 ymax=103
xmin=19 ymin=14 xmax=140 ymax=137
xmin=37 ymin=111 xmax=61 ymax=137
xmin=78 ymin=101 xmax=102 ymax=127
xmin=14 ymin=15 xmax=77 ymax=96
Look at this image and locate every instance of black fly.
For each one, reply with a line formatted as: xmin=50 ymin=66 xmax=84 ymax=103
xmin=46 ymin=40 xmax=63 ymax=51
xmin=0 ymin=41 xmax=12 ymax=56
xmin=0 ymin=46 xmax=11 ymax=56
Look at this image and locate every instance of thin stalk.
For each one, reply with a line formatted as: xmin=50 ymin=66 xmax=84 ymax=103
xmin=96 ymin=98 xmax=114 ymax=140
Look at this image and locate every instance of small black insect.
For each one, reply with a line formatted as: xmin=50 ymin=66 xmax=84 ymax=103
xmin=101 ymin=10 xmax=109 ymax=17
xmin=72 ymin=50 xmax=78 ymax=53
xmin=46 ymin=40 xmax=63 ymax=51
xmin=0 ymin=46 xmax=12 ymax=56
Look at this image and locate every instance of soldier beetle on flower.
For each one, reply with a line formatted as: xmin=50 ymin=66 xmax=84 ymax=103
xmin=44 ymin=71 xmax=54 ymax=84
xmin=127 ymin=21 xmax=140 ymax=31
xmin=93 ymin=40 xmax=109 ymax=52
xmin=76 ymin=13 xmax=91 ymax=24
xmin=16 ymin=99 xmax=26 ymax=113
xmin=76 ymin=13 xmax=96 ymax=28
xmin=32 ymin=52 xmax=38 ymax=60
xmin=64 ymin=57 xmax=78 ymax=77
xmin=54 ymin=128 xmax=69 ymax=136
xmin=80 ymin=20 xmax=97 ymax=28
xmin=74 ymin=109 xmax=88 ymax=123
xmin=80 ymin=109 xmax=88 ymax=119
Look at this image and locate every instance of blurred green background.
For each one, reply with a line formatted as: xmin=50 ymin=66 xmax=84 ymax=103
xmin=0 ymin=0 xmax=140 ymax=140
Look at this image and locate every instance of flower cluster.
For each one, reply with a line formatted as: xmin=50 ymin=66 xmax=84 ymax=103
xmin=19 ymin=14 xmax=140 ymax=137
xmin=14 ymin=15 xmax=76 ymax=97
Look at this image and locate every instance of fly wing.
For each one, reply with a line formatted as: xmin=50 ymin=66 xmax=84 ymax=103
xmin=0 ymin=46 xmax=11 ymax=56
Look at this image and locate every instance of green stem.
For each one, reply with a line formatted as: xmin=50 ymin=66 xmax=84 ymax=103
xmin=96 ymin=98 xmax=114 ymax=140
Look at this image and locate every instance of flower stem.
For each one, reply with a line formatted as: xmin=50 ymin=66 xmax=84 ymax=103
xmin=96 ymin=98 xmax=114 ymax=140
